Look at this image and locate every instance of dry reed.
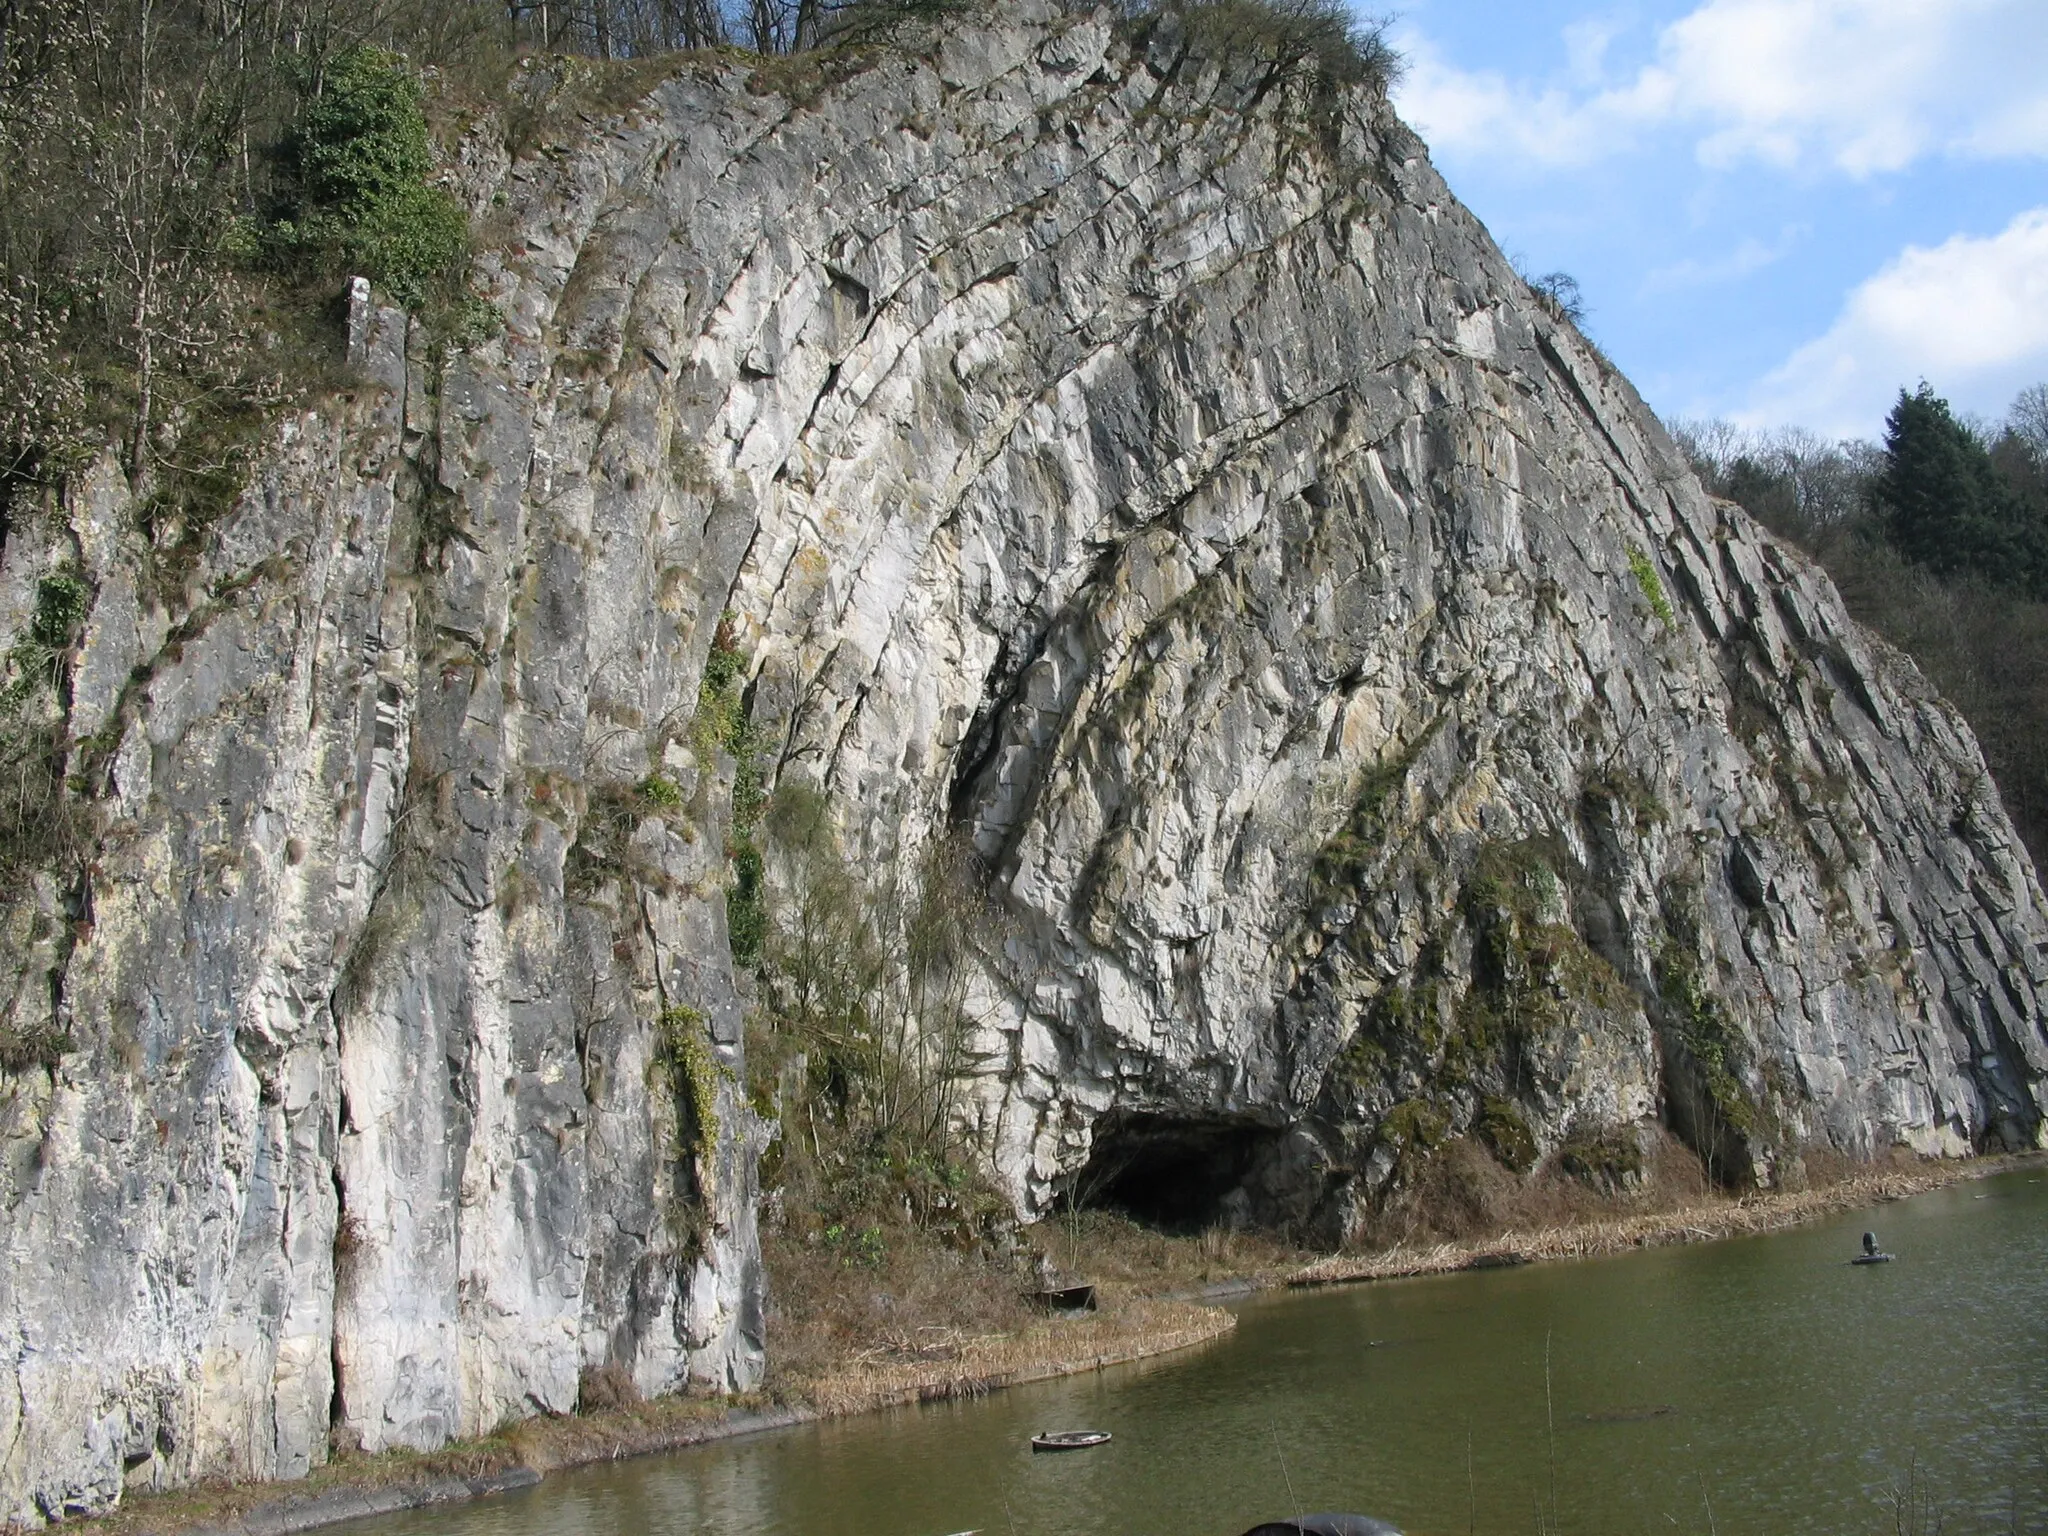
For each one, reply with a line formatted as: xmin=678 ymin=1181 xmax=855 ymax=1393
xmin=1292 ymin=1155 xmax=2024 ymax=1288
xmin=791 ymin=1297 xmax=1234 ymax=1415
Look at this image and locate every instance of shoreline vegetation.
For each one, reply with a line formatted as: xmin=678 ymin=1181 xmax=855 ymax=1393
xmin=1289 ymin=1154 xmax=2023 ymax=1287
xmin=90 ymin=1150 xmax=2035 ymax=1536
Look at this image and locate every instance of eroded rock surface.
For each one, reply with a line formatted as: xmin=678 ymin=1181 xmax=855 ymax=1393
xmin=2 ymin=2 xmax=2045 ymax=1519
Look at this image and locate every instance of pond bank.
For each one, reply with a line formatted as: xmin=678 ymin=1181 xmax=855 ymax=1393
xmin=1291 ymin=1152 xmax=2038 ymax=1287
xmin=101 ymin=1302 xmax=1234 ymax=1536
xmin=98 ymin=1152 xmax=2033 ymax=1536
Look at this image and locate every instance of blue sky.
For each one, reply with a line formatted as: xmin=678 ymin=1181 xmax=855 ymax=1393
xmin=1382 ymin=0 xmax=2048 ymax=442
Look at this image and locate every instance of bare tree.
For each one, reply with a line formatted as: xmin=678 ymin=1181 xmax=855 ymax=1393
xmin=71 ymin=0 xmax=264 ymax=491
xmin=763 ymin=783 xmax=992 ymax=1175
xmin=2006 ymin=383 xmax=2048 ymax=466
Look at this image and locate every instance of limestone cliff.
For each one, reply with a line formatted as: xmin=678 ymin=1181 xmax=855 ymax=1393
xmin=2 ymin=2 xmax=2046 ymax=1521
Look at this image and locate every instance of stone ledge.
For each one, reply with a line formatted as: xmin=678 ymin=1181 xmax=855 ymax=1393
xmin=169 ymin=1467 xmax=542 ymax=1536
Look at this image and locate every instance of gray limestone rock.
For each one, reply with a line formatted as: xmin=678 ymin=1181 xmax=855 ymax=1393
xmin=0 ymin=2 xmax=2043 ymax=1519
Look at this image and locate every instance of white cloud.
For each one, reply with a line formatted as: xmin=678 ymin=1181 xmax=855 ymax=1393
xmin=1390 ymin=35 xmax=1610 ymax=167
xmin=1560 ymin=17 xmax=1623 ymax=87
xmin=1393 ymin=0 xmax=2048 ymax=177
xmin=1738 ymin=208 xmax=2048 ymax=437
xmin=1642 ymin=227 xmax=1806 ymax=291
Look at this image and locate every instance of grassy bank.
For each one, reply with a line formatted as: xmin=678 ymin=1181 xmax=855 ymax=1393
xmin=87 ymin=1292 xmax=1233 ymax=1536
xmin=88 ymin=1149 xmax=2034 ymax=1536
xmin=1291 ymin=1153 xmax=2035 ymax=1287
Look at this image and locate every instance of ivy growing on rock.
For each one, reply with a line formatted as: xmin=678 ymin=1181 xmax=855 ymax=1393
xmin=695 ymin=613 xmax=769 ymax=966
xmin=257 ymin=47 xmax=470 ymax=311
xmin=655 ymin=1002 xmax=730 ymax=1260
xmin=658 ymin=1004 xmax=724 ymax=1181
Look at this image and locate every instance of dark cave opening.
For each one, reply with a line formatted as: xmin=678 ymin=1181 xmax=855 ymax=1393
xmin=1073 ymin=1110 xmax=1279 ymax=1231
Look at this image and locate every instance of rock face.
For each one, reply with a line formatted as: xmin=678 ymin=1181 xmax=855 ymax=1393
xmin=2 ymin=1 xmax=2046 ymax=1519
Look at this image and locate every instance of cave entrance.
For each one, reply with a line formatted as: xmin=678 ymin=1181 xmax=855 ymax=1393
xmin=1072 ymin=1110 xmax=1277 ymax=1231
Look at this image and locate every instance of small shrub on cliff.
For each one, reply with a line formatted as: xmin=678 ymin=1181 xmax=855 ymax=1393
xmin=1139 ymin=0 xmax=1402 ymax=93
xmin=1557 ymin=1123 xmax=1644 ymax=1193
xmin=636 ymin=772 xmax=686 ymax=810
xmin=1528 ymin=269 xmax=1587 ymax=326
xmin=1582 ymin=764 xmax=1665 ymax=828
xmin=1477 ymin=1096 xmax=1537 ymax=1173
xmin=0 ymin=574 xmax=90 ymax=900
xmin=3 ymin=574 xmax=89 ymax=706
xmin=0 ymin=1008 xmax=73 ymax=1075
xmin=1627 ymin=545 xmax=1675 ymax=626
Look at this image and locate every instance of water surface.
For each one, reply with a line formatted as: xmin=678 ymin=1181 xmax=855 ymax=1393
xmin=354 ymin=1170 xmax=2048 ymax=1535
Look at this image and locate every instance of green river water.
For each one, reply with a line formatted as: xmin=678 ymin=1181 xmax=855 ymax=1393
xmin=355 ymin=1169 xmax=2048 ymax=1536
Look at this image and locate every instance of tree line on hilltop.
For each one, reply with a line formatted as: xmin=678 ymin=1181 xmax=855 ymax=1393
xmin=1676 ymin=381 xmax=2048 ymax=867
xmin=0 ymin=0 xmax=971 ymax=520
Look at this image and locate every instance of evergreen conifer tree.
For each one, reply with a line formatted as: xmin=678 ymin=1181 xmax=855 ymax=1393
xmin=1873 ymin=383 xmax=2046 ymax=597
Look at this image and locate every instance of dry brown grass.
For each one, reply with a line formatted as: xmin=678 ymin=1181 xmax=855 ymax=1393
xmin=1351 ymin=1129 xmax=1715 ymax=1251
xmin=790 ymin=1296 xmax=1234 ymax=1415
xmin=1293 ymin=1149 xmax=2024 ymax=1288
xmin=756 ymin=1199 xmax=1239 ymax=1414
xmin=1027 ymin=1207 xmax=1308 ymax=1296
xmin=759 ymin=1215 xmax=1044 ymax=1392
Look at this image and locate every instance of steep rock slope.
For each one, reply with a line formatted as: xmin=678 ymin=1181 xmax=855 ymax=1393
xmin=1 ymin=2 xmax=2045 ymax=1520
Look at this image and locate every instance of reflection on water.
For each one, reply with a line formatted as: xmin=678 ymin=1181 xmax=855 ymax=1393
xmin=347 ymin=1171 xmax=2048 ymax=1535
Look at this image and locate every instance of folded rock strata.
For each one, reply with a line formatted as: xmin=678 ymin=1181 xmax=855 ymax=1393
xmin=0 ymin=1 xmax=2044 ymax=1520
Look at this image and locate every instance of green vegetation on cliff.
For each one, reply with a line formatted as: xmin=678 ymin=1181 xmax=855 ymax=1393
xmin=0 ymin=2 xmax=481 ymax=543
xmin=0 ymin=0 xmax=1398 ymax=531
xmin=255 ymin=47 xmax=471 ymax=310
xmin=1677 ymin=380 xmax=2048 ymax=868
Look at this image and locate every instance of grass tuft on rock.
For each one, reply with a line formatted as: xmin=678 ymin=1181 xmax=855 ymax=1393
xmin=1627 ymin=543 xmax=1676 ymax=626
